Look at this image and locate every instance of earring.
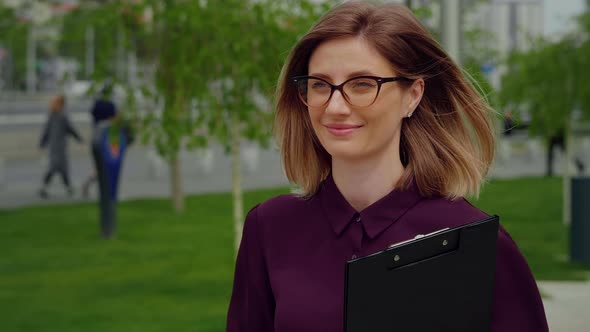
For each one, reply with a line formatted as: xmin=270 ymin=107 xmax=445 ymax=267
xmin=407 ymin=112 xmax=413 ymax=118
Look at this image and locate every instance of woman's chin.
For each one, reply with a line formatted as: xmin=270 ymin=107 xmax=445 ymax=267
xmin=324 ymin=145 xmax=366 ymax=161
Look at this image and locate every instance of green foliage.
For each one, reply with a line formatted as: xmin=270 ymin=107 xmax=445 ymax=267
xmin=499 ymin=38 xmax=581 ymax=138
xmin=55 ymin=0 xmax=331 ymax=210
xmin=0 ymin=4 xmax=30 ymax=89
xmin=58 ymin=0 xmax=329 ymax=160
xmin=499 ymin=7 xmax=590 ymax=139
xmin=144 ymin=0 xmax=330 ymax=156
xmin=59 ymin=2 xmax=123 ymax=80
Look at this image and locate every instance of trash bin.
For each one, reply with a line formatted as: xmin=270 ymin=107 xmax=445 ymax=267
xmin=571 ymin=177 xmax=590 ymax=264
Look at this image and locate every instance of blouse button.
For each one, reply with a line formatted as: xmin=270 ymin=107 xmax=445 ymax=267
xmin=355 ymin=216 xmax=361 ymax=223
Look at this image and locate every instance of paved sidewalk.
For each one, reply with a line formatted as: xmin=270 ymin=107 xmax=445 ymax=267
xmin=0 ymin=143 xmax=290 ymax=208
xmin=0 ymin=136 xmax=579 ymax=209
xmin=539 ymin=281 xmax=590 ymax=332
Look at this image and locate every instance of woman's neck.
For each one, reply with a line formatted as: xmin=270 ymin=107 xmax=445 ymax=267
xmin=332 ymin=152 xmax=404 ymax=212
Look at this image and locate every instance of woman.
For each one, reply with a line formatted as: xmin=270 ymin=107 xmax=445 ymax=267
xmin=227 ymin=2 xmax=548 ymax=331
xmin=39 ymin=95 xmax=83 ymax=198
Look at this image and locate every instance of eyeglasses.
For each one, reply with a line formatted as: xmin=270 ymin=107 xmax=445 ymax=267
xmin=292 ymin=75 xmax=412 ymax=108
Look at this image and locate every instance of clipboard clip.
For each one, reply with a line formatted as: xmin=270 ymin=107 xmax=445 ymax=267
xmin=388 ymin=228 xmax=450 ymax=248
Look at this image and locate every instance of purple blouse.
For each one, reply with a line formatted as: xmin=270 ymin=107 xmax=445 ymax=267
xmin=227 ymin=175 xmax=549 ymax=331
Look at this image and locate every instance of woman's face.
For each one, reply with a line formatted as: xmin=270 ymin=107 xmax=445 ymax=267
xmin=306 ymin=37 xmax=421 ymax=162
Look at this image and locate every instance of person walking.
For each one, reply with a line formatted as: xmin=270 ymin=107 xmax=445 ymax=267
xmin=39 ymin=95 xmax=83 ymax=198
xmin=546 ymin=128 xmax=585 ymax=177
xmin=82 ymin=84 xmax=117 ymax=197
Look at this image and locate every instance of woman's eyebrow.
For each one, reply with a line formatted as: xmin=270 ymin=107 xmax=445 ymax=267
xmin=308 ymin=70 xmax=378 ymax=82
xmin=346 ymin=70 xmax=377 ymax=78
xmin=308 ymin=73 xmax=332 ymax=80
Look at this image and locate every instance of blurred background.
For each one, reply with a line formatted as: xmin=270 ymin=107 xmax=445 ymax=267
xmin=1 ymin=0 xmax=590 ymax=331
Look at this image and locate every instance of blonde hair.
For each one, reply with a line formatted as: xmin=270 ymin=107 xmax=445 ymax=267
xmin=274 ymin=1 xmax=495 ymax=199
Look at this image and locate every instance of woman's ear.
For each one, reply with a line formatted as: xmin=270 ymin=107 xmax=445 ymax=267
xmin=405 ymin=78 xmax=424 ymax=118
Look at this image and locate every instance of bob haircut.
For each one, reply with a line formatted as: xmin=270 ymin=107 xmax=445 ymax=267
xmin=274 ymin=1 xmax=495 ymax=199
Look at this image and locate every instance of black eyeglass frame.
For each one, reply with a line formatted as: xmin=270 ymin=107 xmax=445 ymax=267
xmin=292 ymin=75 xmax=413 ymax=107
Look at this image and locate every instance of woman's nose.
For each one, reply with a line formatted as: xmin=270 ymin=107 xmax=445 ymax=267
xmin=324 ymin=90 xmax=351 ymax=116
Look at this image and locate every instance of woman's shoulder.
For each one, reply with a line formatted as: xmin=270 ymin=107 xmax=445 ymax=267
xmin=244 ymin=193 xmax=317 ymax=240
xmin=248 ymin=193 xmax=315 ymax=220
xmin=407 ymin=195 xmax=490 ymax=230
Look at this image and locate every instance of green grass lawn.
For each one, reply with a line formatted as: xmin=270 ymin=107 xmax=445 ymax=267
xmin=0 ymin=177 xmax=588 ymax=331
xmin=476 ymin=177 xmax=590 ymax=281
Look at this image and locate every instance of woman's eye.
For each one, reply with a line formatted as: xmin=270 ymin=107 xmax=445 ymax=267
xmin=353 ymin=81 xmax=375 ymax=88
xmin=311 ymin=82 xmax=329 ymax=90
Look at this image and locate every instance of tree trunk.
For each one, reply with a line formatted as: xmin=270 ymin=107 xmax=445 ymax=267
xmin=170 ymin=153 xmax=185 ymax=213
xmin=231 ymin=115 xmax=244 ymax=254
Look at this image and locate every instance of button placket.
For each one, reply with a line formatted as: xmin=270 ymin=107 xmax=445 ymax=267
xmin=350 ymin=213 xmax=363 ymax=259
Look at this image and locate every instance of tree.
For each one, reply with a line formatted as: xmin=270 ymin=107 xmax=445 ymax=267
xmin=59 ymin=0 xmax=196 ymax=212
xmin=58 ymin=0 xmax=329 ymax=250
xmin=132 ymin=0 xmax=328 ymax=220
xmin=498 ymin=33 xmax=590 ymax=140
xmin=499 ymin=40 xmax=578 ymax=138
xmin=0 ymin=3 xmax=29 ymax=89
xmin=168 ymin=0 xmax=330 ymax=248
xmin=498 ymin=1 xmax=590 ymax=136
xmin=498 ymin=4 xmax=590 ymax=225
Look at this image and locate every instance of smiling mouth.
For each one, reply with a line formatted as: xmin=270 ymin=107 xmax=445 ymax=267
xmin=324 ymin=125 xmax=363 ymax=136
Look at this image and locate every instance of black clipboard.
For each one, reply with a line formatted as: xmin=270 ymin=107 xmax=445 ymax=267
xmin=344 ymin=215 xmax=499 ymax=332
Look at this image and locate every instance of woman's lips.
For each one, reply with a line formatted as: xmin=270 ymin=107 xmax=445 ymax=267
xmin=324 ymin=124 xmax=363 ymax=136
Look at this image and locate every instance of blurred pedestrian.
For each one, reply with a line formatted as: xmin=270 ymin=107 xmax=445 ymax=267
xmin=546 ymin=128 xmax=585 ymax=176
xmin=91 ymin=84 xmax=117 ymax=125
xmin=503 ymin=111 xmax=515 ymax=136
xmin=38 ymin=95 xmax=83 ymax=198
xmin=82 ymin=84 xmax=117 ymax=197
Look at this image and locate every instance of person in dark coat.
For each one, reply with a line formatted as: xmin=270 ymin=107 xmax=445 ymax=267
xmin=90 ymin=84 xmax=117 ymax=126
xmin=39 ymin=95 xmax=83 ymax=198
xmin=546 ymin=127 xmax=585 ymax=176
xmin=82 ymin=84 xmax=117 ymax=197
